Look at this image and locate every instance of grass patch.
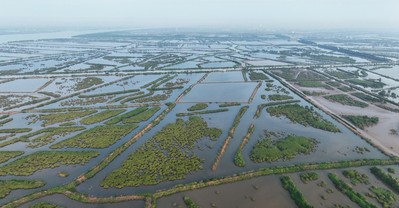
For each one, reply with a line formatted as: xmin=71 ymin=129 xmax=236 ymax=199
xmin=0 ymin=128 xmax=32 ymax=134
xmin=0 ymin=118 xmax=13 ymax=126
xmin=342 ymin=169 xmax=369 ymax=185
xmin=297 ymin=81 xmax=333 ymax=90
xmin=249 ymin=71 xmax=270 ymax=81
xmin=39 ymin=110 xmax=97 ymax=126
xmin=348 ymin=79 xmax=385 ymax=89
xmin=101 ymin=117 xmax=221 ymax=188
xmin=368 ymin=186 xmax=396 ymax=207
xmin=122 ymin=107 xmax=161 ymax=124
xmin=0 ymin=151 xmax=99 ymax=176
xmin=73 ymin=77 xmax=104 ymax=91
xmin=51 ymin=125 xmax=137 ymax=149
xmin=80 ymin=109 xmax=125 ymax=125
xmin=183 ymin=196 xmax=200 ymax=208
xmin=302 ymin=91 xmax=327 ymax=96
xmin=269 ymin=94 xmax=293 ymax=101
xmin=338 ymin=86 xmax=353 ymax=92
xmin=267 ymin=104 xmax=340 ymax=132
xmin=324 ymin=94 xmax=368 ymax=108
xmin=105 ymin=107 xmax=148 ymax=125
xmin=0 ymin=179 xmax=45 ymax=199
xmin=176 ymin=108 xmax=228 ymax=117
xmin=79 ymin=89 xmax=139 ymax=98
xmin=351 ymin=92 xmax=382 ymax=103
xmin=234 ymin=151 xmax=245 ymax=167
xmin=299 ymin=172 xmax=319 ymax=183
xmin=19 ymin=126 xmax=86 ymax=148
xmin=250 ymin=135 xmax=318 ymax=163
xmin=219 ymin=102 xmax=241 ymax=107
xmin=0 ymin=151 xmax=24 ymax=164
xmin=187 ymin=103 xmax=208 ymax=111
xmin=342 ymin=115 xmax=379 ymax=130
xmin=326 ymin=70 xmax=357 ymax=79
xmin=370 ymin=167 xmax=399 ymax=193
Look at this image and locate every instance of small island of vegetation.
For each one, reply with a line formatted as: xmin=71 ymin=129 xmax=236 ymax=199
xmin=250 ymin=135 xmax=318 ymax=163
xmin=267 ymin=104 xmax=340 ymax=132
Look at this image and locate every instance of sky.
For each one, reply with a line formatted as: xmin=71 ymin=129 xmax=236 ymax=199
xmin=0 ymin=0 xmax=398 ymax=31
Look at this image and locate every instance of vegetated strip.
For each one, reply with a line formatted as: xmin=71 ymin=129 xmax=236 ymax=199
xmin=0 ymin=151 xmax=99 ymax=176
xmin=0 ymin=138 xmax=28 ymax=148
xmin=187 ymin=103 xmax=208 ymax=111
xmin=26 ymin=107 xmax=85 ymax=113
xmin=248 ymin=81 xmax=262 ymax=103
xmin=105 ymin=107 xmax=147 ymax=125
xmin=0 ymin=179 xmax=45 ymax=199
xmin=219 ymin=102 xmax=241 ymax=107
xmin=38 ymin=91 xmax=61 ymax=98
xmin=149 ymin=75 xmax=177 ymax=89
xmin=80 ymin=109 xmax=126 ymax=125
xmin=109 ymin=91 xmax=145 ymax=103
xmin=280 ymin=176 xmax=313 ymax=208
xmin=370 ymin=166 xmax=399 ymax=193
xmin=0 ymin=128 xmax=32 ymax=134
xmin=120 ymin=91 xmax=154 ymax=104
xmin=40 ymin=110 xmax=97 ymax=126
xmin=0 ymin=118 xmax=13 ymax=126
xmin=176 ymin=108 xmax=228 ymax=117
xmin=0 ymin=151 xmax=24 ymax=164
xmin=140 ymin=75 xmax=170 ymax=89
xmin=212 ymin=106 xmax=249 ymax=171
xmin=151 ymin=86 xmax=184 ymax=91
xmin=3 ymin=185 xmax=145 ymax=208
xmin=328 ymin=173 xmax=377 ymax=208
xmin=50 ymin=125 xmax=137 ymax=149
xmin=254 ymin=100 xmax=300 ymax=119
xmin=0 ymin=115 xmax=9 ymax=120
xmin=122 ymin=107 xmax=161 ymax=123
xmin=234 ymin=123 xmax=255 ymax=167
xmin=79 ymin=89 xmax=140 ymax=98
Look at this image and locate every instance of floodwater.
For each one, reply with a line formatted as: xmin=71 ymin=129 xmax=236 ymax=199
xmin=374 ymin=65 xmax=399 ymax=80
xmin=157 ymin=174 xmax=296 ymax=208
xmin=0 ymin=78 xmax=50 ymax=92
xmin=180 ymin=82 xmax=259 ymax=103
xmin=203 ymin=71 xmax=244 ymax=82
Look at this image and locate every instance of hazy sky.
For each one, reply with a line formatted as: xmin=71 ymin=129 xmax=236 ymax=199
xmin=1 ymin=0 xmax=398 ymax=31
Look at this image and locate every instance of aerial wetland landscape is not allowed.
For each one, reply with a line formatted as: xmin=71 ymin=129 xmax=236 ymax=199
xmin=0 ymin=30 xmax=399 ymax=208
